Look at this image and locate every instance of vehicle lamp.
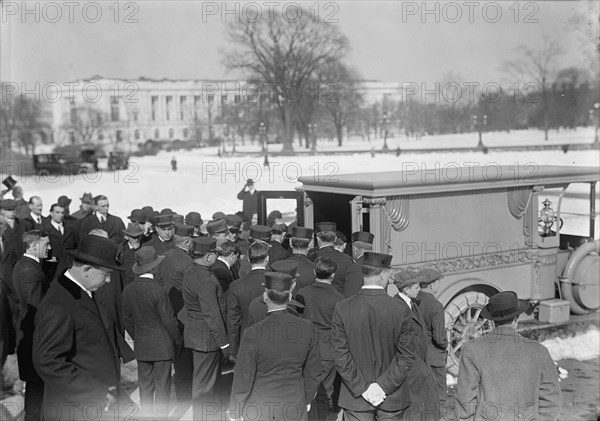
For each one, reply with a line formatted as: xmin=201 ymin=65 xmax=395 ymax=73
xmin=539 ymin=199 xmax=557 ymax=237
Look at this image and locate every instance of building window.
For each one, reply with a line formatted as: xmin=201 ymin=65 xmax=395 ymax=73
xmin=110 ymin=96 xmax=120 ymax=121
xmin=221 ymin=95 xmax=227 ymax=104
xmin=180 ymin=96 xmax=187 ymax=120
xmin=134 ymin=129 xmax=140 ymax=140
xmin=183 ymin=128 xmax=189 ymax=139
xmin=235 ymin=95 xmax=241 ymax=103
xmin=194 ymin=96 xmax=201 ymax=119
xmin=166 ymin=96 xmax=172 ymax=120
xmin=207 ymin=94 xmax=214 ymax=103
xmin=154 ymin=129 xmax=160 ymax=139
xmin=169 ymin=128 xmax=174 ymax=139
xmin=151 ymin=96 xmax=158 ymax=121
xmin=116 ymin=130 xmax=122 ymax=143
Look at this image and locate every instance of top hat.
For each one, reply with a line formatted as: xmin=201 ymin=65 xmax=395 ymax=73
xmin=249 ymin=225 xmax=272 ymax=240
xmin=185 ymin=212 xmax=203 ymax=227
xmin=291 ymin=226 xmax=314 ymax=239
xmin=132 ymin=246 xmax=165 ymax=274
xmin=352 ymin=231 xmax=374 ymax=244
xmin=481 ymin=291 xmax=529 ymax=321
xmin=154 ymin=214 xmax=174 ymax=228
xmin=263 ymin=272 xmax=293 ymax=291
xmin=127 ymin=209 xmax=147 ymax=223
xmin=270 ymin=260 xmax=298 ymax=278
xmin=315 ymin=222 xmax=336 ymax=233
xmin=418 ymin=268 xmax=444 ymax=285
xmin=174 ymin=223 xmax=195 ymax=237
xmin=123 ymin=222 xmax=144 ymax=238
xmin=80 ymin=193 xmax=93 ymax=204
xmin=207 ymin=219 xmax=229 ymax=235
xmin=67 ymin=235 xmax=122 ymax=271
xmin=191 ymin=237 xmax=218 ymax=256
xmin=0 ymin=199 xmax=17 ymax=211
xmin=2 ymin=176 xmax=17 ymax=191
xmin=57 ymin=195 xmax=72 ymax=208
xmin=393 ymin=269 xmax=426 ymax=291
xmin=226 ymin=214 xmax=243 ymax=229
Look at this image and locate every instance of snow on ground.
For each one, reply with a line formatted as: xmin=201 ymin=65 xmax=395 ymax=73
xmin=542 ymin=326 xmax=600 ymax=362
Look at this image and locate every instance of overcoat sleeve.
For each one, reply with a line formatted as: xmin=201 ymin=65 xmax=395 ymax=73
xmin=455 ymin=341 xmax=480 ymax=420
xmin=227 ymin=284 xmax=242 ymax=355
xmin=198 ymin=277 xmax=228 ymax=348
xmin=228 ymin=325 xmax=258 ymax=419
xmin=538 ymin=349 xmax=562 ymax=420
xmin=303 ymin=323 xmax=322 ymax=403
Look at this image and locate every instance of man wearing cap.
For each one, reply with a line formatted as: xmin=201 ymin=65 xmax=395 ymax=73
xmin=226 ymin=240 xmax=270 ymax=360
xmin=314 ymin=222 xmax=353 ymax=295
xmin=181 ymin=237 xmax=229 ymax=418
xmin=42 ymin=203 xmax=78 ymax=282
xmin=185 ymin=211 xmax=204 ymax=237
xmin=226 ymin=214 xmax=246 ymax=278
xmin=343 ymin=231 xmax=375 ymax=298
xmin=13 ymin=230 xmax=51 ymax=421
xmin=33 ymin=235 xmax=128 ymax=421
xmin=79 ymin=195 xmax=126 ymax=244
xmin=207 ymin=218 xmax=230 ymax=248
xmin=123 ymin=246 xmax=182 ymax=420
xmin=332 ymin=252 xmax=439 ymax=420
xmin=236 ymin=224 xmax=272 ymax=278
xmin=158 ymin=223 xmax=195 ymax=403
xmin=455 ymin=291 xmax=561 ymax=421
xmin=287 ymin=226 xmax=316 ymax=295
xmin=228 ymin=271 xmax=321 ymax=421
xmin=416 ymin=268 xmax=448 ymax=407
xmin=212 ymin=240 xmax=239 ymax=294
xmin=297 ymin=257 xmax=344 ymax=421
xmin=71 ymin=192 xmax=93 ymax=220
xmin=145 ymin=214 xmax=176 ymax=255
xmin=269 ymin=222 xmax=292 ymax=263
xmin=117 ymin=223 xmax=144 ymax=289
xmin=21 ymin=196 xmax=45 ymax=232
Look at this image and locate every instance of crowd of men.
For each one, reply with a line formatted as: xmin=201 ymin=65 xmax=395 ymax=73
xmin=0 ymin=179 xmax=562 ymax=421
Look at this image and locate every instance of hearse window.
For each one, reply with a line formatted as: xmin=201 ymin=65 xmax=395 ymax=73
xmin=264 ymin=198 xmax=298 ymax=227
xmin=539 ymin=184 xmax=599 ymax=239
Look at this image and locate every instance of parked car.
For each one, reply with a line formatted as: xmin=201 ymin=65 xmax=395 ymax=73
xmin=107 ymin=151 xmax=129 ymax=171
xmin=32 ymin=153 xmax=90 ymax=176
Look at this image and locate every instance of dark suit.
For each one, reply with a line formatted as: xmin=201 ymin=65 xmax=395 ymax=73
xmin=13 ymin=255 xmax=49 ymax=421
xmin=226 ymin=268 xmax=266 ymax=356
xmin=79 ymin=212 xmax=126 ymax=244
xmin=268 ymin=240 xmax=292 ymax=263
xmin=0 ymin=220 xmax=22 ymax=361
xmin=21 ymin=214 xmax=44 ymax=233
xmin=42 ymin=220 xmax=78 ymax=282
xmin=123 ymin=275 xmax=181 ymax=418
xmin=116 ymin=242 xmax=137 ymax=289
xmin=288 ymin=254 xmax=315 ymax=296
xmin=297 ymin=282 xmax=344 ymax=420
xmin=316 ymin=246 xmax=353 ymax=295
xmin=144 ymin=235 xmax=175 ymax=256
xmin=228 ymin=310 xmax=321 ymax=421
xmin=344 ymin=256 xmax=365 ymax=298
xmin=246 ymin=295 xmax=300 ymax=326
xmin=33 ymin=273 xmax=122 ymax=421
xmin=236 ymin=188 xmax=257 ymax=221
xmin=212 ymin=258 xmax=235 ymax=294
xmin=331 ymin=288 xmax=438 ymax=419
xmin=181 ymin=263 xmax=228 ymax=417
xmin=416 ymin=290 xmax=448 ymax=405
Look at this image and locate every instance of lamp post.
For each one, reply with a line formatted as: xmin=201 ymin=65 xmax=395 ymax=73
xmin=222 ymin=124 xmax=228 ymax=155
xmin=380 ymin=112 xmax=390 ymax=152
xmin=308 ymin=123 xmax=318 ymax=153
xmin=590 ymin=102 xmax=599 ymax=146
xmin=259 ymin=121 xmax=267 ymax=153
xmin=472 ymin=114 xmax=488 ymax=153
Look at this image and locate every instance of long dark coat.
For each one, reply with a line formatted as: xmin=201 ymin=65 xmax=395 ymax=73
xmin=416 ymin=290 xmax=448 ymax=367
xmin=79 ymin=213 xmax=126 ymax=244
xmin=315 ymin=246 xmax=353 ymax=294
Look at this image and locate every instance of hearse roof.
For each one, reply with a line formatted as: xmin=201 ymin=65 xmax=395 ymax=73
xmin=297 ymin=165 xmax=600 ymax=196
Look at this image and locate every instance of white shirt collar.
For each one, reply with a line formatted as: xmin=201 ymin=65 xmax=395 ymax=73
xmin=31 ymin=212 xmax=41 ymax=223
xmin=397 ymin=291 xmax=412 ymax=308
xmin=361 ymin=285 xmax=384 ymax=290
xmin=51 ymin=220 xmax=63 ymax=231
xmin=24 ymin=253 xmax=40 ymax=263
xmin=217 ymin=256 xmax=231 ymax=268
xmin=139 ymin=273 xmax=154 ymax=279
xmin=251 ymin=265 xmax=266 ymax=271
xmin=64 ymin=269 xmax=93 ymax=298
xmin=96 ymin=212 xmax=106 ymax=222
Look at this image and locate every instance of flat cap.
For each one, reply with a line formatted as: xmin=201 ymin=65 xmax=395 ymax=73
xmin=419 ymin=268 xmax=444 ymax=285
xmin=291 ymin=226 xmax=314 ymax=239
xmin=185 ymin=211 xmax=203 ymax=227
xmin=393 ymin=269 xmax=427 ymax=291
xmin=270 ymin=260 xmax=298 ymax=277
xmin=352 ymin=231 xmax=374 ymax=244
xmin=263 ymin=272 xmax=293 ymax=291
xmin=250 ymin=225 xmax=272 ymax=240
xmin=363 ymin=252 xmax=392 ymax=269
xmin=174 ymin=223 xmax=195 ymax=237
xmin=191 ymin=237 xmax=218 ymax=255
xmin=315 ymin=222 xmax=336 ymax=233
xmin=207 ymin=219 xmax=229 ymax=235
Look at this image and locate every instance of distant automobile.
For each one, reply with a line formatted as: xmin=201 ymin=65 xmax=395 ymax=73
xmin=33 ymin=153 xmax=91 ymax=176
xmin=107 ymin=151 xmax=129 ymax=171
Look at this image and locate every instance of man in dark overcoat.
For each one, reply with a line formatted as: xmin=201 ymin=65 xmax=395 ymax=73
xmin=314 ymin=222 xmax=353 ymax=294
xmin=287 ymin=226 xmax=315 ymax=295
xmin=79 ymin=195 xmax=125 ymax=244
xmin=33 ymin=235 xmax=132 ymax=421
xmin=212 ymin=240 xmax=238 ymax=294
xmin=13 ymin=230 xmax=51 ymax=421
xmin=268 ymin=222 xmax=292 ymax=263
xmin=343 ymin=231 xmax=374 ymax=298
xmin=42 ymin=203 xmax=78 ymax=282
xmin=143 ymin=214 xmax=175 ymax=255
xmin=236 ymin=179 xmax=258 ymax=222
xmin=228 ymin=272 xmax=321 ymax=421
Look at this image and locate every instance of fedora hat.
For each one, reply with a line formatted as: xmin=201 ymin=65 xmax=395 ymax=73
xmin=58 ymin=195 xmax=72 ymax=207
xmin=132 ymin=246 xmax=165 ymax=274
xmin=80 ymin=192 xmax=93 ymax=204
xmin=185 ymin=211 xmax=203 ymax=227
xmin=2 ymin=176 xmax=17 ymax=190
xmin=123 ymin=222 xmax=144 ymax=238
xmin=67 ymin=235 xmax=122 ymax=271
xmin=481 ymin=291 xmax=529 ymax=321
xmin=207 ymin=219 xmax=229 ymax=235
xmin=127 ymin=209 xmax=147 ymax=223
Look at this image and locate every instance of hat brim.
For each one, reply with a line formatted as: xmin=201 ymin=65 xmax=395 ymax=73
xmin=132 ymin=255 xmax=165 ymax=274
xmin=122 ymin=229 xmax=144 ymax=238
xmin=481 ymin=299 xmax=529 ymax=321
xmin=67 ymin=250 xmax=123 ymax=271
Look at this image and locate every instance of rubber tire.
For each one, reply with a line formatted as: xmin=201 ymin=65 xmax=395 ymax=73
xmin=444 ymin=291 xmax=494 ymax=376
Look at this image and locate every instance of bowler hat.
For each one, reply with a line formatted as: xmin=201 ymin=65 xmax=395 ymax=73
xmin=141 ymin=206 xmax=154 ymax=215
xmin=122 ymin=222 xmax=144 ymax=238
xmin=132 ymin=246 xmax=165 ymax=274
xmin=315 ymin=222 xmax=336 ymax=233
xmin=207 ymin=219 xmax=229 ymax=235
xmin=271 ymin=260 xmax=298 ymax=278
xmin=174 ymin=223 xmax=195 ymax=237
xmin=80 ymin=193 xmax=93 ymax=204
xmin=419 ymin=268 xmax=444 ymax=285
xmin=2 ymin=176 xmax=17 ymax=190
xmin=250 ymin=225 xmax=272 ymax=240
xmin=67 ymin=235 xmax=122 ymax=271
xmin=363 ymin=252 xmax=392 ymax=269
xmin=127 ymin=209 xmax=147 ymax=223
xmin=154 ymin=214 xmax=173 ymax=227
xmin=160 ymin=208 xmax=173 ymax=216
xmin=185 ymin=211 xmax=203 ymax=227
xmin=291 ymin=226 xmax=314 ymax=239
xmin=58 ymin=195 xmax=72 ymax=207
xmin=191 ymin=237 xmax=218 ymax=256
xmin=212 ymin=211 xmax=227 ymax=220
xmin=226 ymin=214 xmax=243 ymax=229
xmin=263 ymin=272 xmax=293 ymax=291
xmin=148 ymin=211 xmax=160 ymax=225
xmin=481 ymin=291 xmax=529 ymax=321
xmin=0 ymin=199 xmax=17 ymax=210
xmin=352 ymin=231 xmax=374 ymax=244
xmin=393 ymin=269 xmax=426 ymax=291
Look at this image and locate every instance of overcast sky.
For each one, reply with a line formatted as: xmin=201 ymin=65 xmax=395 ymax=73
xmin=1 ymin=1 xmax=595 ymax=87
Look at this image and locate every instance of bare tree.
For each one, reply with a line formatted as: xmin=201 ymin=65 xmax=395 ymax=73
xmin=224 ymin=8 xmax=350 ymax=152
xmin=504 ymin=38 xmax=564 ymax=140
xmin=63 ymin=104 xmax=108 ymax=145
xmin=0 ymin=89 xmax=48 ymax=155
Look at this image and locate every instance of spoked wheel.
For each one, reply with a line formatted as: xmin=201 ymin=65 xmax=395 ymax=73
xmin=445 ymin=291 xmax=495 ymax=376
